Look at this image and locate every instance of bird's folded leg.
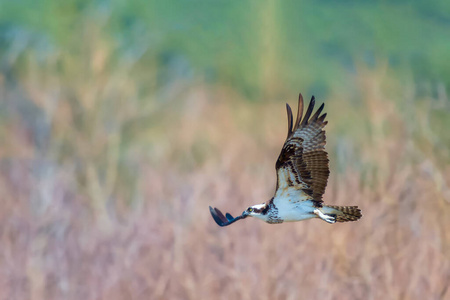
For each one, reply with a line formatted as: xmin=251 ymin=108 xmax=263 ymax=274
xmin=313 ymin=209 xmax=336 ymax=224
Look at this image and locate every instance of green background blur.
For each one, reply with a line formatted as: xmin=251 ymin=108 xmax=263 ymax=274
xmin=2 ymin=0 xmax=450 ymax=98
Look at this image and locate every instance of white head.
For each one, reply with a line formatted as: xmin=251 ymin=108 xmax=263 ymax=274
xmin=243 ymin=203 xmax=269 ymax=221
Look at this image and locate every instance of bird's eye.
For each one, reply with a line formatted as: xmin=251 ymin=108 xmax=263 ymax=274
xmin=248 ymin=208 xmax=253 ymax=212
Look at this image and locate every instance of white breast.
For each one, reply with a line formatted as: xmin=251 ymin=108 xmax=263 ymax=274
xmin=273 ymin=188 xmax=317 ymax=222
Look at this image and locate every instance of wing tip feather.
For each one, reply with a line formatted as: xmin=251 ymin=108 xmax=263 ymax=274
xmin=294 ymin=93 xmax=304 ymax=131
xmin=301 ymin=95 xmax=316 ymax=126
xmin=286 ymin=103 xmax=293 ymax=138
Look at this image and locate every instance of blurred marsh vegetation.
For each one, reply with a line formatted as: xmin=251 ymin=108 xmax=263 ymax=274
xmin=1 ymin=0 xmax=450 ymax=299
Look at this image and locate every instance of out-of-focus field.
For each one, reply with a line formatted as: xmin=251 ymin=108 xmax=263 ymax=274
xmin=1 ymin=1 xmax=450 ymax=300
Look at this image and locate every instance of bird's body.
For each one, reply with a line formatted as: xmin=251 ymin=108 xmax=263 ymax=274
xmin=209 ymin=94 xmax=362 ymax=227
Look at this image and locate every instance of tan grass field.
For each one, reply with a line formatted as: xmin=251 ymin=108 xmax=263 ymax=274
xmin=0 ymin=42 xmax=450 ymax=300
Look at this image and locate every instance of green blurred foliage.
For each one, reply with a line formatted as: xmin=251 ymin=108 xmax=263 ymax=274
xmin=1 ymin=0 xmax=450 ymax=100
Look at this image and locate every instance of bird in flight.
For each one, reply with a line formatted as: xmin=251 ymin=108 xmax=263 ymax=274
xmin=209 ymin=94 xmax=362 ymax=226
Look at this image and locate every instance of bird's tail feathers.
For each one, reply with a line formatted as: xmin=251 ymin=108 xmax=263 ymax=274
xmin=322 ymin=205 xmax=362 ymax=222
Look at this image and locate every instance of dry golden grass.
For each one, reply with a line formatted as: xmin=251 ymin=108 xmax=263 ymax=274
xmin=1 ymin=41 xmax=450 ymax=300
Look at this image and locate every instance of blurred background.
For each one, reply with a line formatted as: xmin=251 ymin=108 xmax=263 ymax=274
xmin=1 ymin=0 xmax=450 ymax=299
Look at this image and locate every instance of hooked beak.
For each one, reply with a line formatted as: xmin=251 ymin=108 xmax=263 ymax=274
xmin=209 ymin=206 xmax=249 ymax=227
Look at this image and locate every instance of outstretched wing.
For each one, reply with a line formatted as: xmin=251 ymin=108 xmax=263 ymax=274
xmin=275 ymin=94 xmax=329 ymax=203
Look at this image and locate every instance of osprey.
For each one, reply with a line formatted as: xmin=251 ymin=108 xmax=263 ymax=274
xmin=209 ymin=94 xmax=362 ymax=226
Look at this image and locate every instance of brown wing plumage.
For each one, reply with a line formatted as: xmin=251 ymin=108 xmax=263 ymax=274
xmin=275 ymin=94 xmax=329 ymax=203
